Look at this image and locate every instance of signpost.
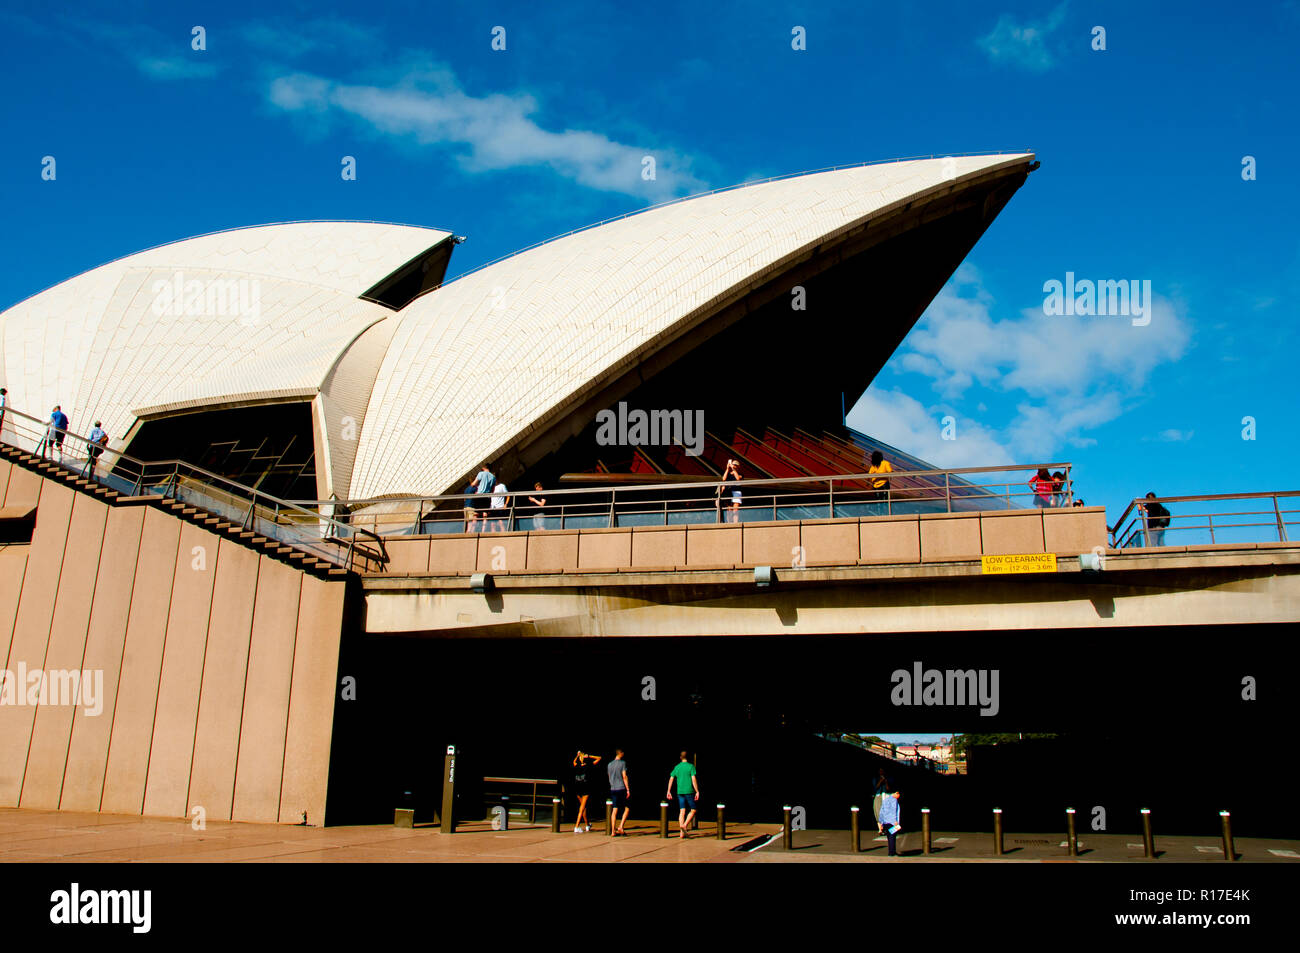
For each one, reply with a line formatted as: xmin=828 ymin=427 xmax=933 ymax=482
xmin=440 ymin=745 xmax=457 ymax=834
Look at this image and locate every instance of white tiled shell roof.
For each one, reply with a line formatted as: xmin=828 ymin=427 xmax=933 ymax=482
xmin=349 ymin=154 xmax=1033 ymax=498
xmin=0 ymin=222 xmax=446 ymax=454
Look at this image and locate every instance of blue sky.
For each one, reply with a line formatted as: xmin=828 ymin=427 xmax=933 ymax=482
xmin=1 ymin=0 xmax=1297 ymax=522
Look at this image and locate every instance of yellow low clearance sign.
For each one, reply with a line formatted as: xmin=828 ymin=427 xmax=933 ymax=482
xmin=981 ymin=553 xmax=1057 ymax=574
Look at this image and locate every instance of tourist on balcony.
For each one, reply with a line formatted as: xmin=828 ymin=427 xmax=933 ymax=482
xmin=489 ymin=481 xmax=509 ymax=532
xmin=1051 ymin=471 xmax=1067 ymax=507
xmin=868 ymin=450 xmax=893 ymax=513
xmin=463 ymin=480 xmax=479 ymax=533
xmin=719 ymin=458 xmax=742 ymax=523
xmin=1029 ymin=468 xmax=1053 ymax=507
xmin=0 ymin=388 xmax=7 ymax=439
xmin=1139 ymin=492 xmax=1171 ymax=547
xmin=528 ymin=482 xmax=548 ymax=530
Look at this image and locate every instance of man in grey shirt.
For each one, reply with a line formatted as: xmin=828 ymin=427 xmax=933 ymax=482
xmin=607 ymin=748 xmax=630 ymax=836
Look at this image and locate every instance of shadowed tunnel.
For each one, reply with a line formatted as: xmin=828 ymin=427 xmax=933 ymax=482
xmin=322 ymin=623 xmax=1295 ymax=838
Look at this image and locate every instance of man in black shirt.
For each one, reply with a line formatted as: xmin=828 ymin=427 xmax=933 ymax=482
xmin=1140 ymin=491 xmax=1171 ymax=547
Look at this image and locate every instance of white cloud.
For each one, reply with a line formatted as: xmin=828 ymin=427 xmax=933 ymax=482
xmin=898 ymin=267 xmax=1190 ymax=400
xmin=978 ymin=3 xmax=1068 ymax=72
xmin=266 ymin=66 xmax=707 ymax=200
xmin=849 ymin=388 xmax=1013 ymax=469
xmin=854 ymin=266 xmax=1192 ymax=463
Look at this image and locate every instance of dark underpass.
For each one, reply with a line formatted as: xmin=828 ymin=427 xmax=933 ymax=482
xmin=321 ymin=623 xmax=1295 ymax=839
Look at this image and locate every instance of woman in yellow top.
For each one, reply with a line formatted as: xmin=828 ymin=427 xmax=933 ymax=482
xmin=867 ymin=450 xmax=893 ymax=512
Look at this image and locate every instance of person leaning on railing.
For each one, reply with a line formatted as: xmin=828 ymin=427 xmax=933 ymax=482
xmin=1028 ymin=468 xmax=1053 ymax=508
xmin=1138 ymin=491 xmax=1171 ymax=547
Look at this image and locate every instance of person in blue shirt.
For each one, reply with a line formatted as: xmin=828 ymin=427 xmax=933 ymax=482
xmin=46 ymin=405 xmax=70 ymax=461
xmin=876 ymin=783 xmax=901 ymax=856
xmin=872 ymin=767 xmax=890 ymax=824
xmin=471 ymin=463 xmax=495 ymax=529
xmin=86 ymin=421 xmax=108 ymax=478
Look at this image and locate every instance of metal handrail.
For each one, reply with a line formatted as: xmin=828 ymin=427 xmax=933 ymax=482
xmin=0 ymin=406 xmax=387 ymax=572
xmin=314 ymin=462 xmax=1076 ymax=537
xmin=1109 ymin=491 xmax=1300 ymax=549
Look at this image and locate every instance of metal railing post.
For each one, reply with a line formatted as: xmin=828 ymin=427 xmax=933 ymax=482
xmin=1275 ymin=496 xmax=1287 ymax=542
xmin=944 ymin=472 xmax=951 ymax=513
xmin=1207 ymin=513 xmax=1215 ymax=544
xmin=828 ymin=480 xmax=834 ymax=519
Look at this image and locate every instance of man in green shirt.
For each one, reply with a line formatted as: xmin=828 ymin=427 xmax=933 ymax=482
xmin=666 ymin=751 xmax=699 ymax=839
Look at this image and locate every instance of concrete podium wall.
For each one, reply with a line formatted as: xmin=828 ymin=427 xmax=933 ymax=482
xmin=0 ymin=458 xmax=347 ymax=824
xmin=377 ymin=506 xmax=1110 ymax=576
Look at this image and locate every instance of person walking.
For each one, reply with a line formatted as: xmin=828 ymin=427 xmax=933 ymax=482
xmin=872 ymin=767 xmax=890 ymax=825
xmin=571 ymin=750 xmax=602 ymax=833
xmin=607 ymin=748 xmax=630 ymax=835
xmin=0 ymin=387 xmax=7 ymax=440
xmin=877 ymin=782 xmax=902 ymax=856
xmin=44 ymin=405 xmax=69 ymax=462
xmin=86 ymin=421 xmax=108 ymax=478
xmin=666 ymin=751 xmax=699 ymax=838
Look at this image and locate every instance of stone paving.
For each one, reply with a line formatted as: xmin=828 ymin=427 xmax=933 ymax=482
xmin=2 ymin=809 xmax=1296 ymax=862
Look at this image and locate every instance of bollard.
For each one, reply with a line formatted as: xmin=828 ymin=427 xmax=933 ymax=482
xmin=1141 ymin=808 xmax=1155 ymax=858
xmin=551 ymin=797 xmax=561 ymax=833
xmin=921 ymin=808 xmax=931 ymax=855
xmin=1220 ymin=811 xmax=1235 ymax=861
xmin=850 ymin=806 xmax=861 ymax=853
xmin=783 ymin=806 xmax=793 ymax=850
xmin=716 ymin=804 xmax=727 ymax=840
xmin=606 ymin=799 xmax=614 ymax=836
xmin=992 ymin=808 xmax=1004 ymax=856
xmin=659 ymin=801 xmax=669 ymax=838
xmin=1066 ymin=808 xmax=1078 ymax=856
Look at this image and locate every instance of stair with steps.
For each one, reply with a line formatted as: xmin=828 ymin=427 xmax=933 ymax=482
xmin=2 ymin=443 xmax=351 ymax=578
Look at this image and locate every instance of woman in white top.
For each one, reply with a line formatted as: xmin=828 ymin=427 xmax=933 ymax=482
xmin=489 ymin=481 xmax=509 ymax=532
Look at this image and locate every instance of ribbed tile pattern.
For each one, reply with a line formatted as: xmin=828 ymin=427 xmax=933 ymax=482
xmin=349 ymin=154 xmax=1032 ymax=498
xmin=0 ymin=222 xmax=446 ymax=450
